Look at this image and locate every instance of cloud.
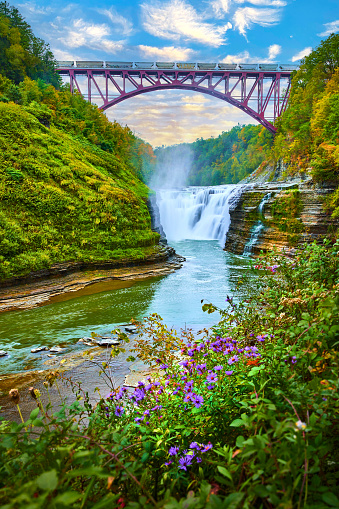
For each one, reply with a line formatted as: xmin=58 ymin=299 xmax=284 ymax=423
xmin=318 ymin=20 xmax=339 ymax=37
xmin=141 ymin=0 xmax=232 ymax=47
xmin=138 ymin=45 xmax=195 ymax=60
xmin=97 ymin=7 xmax=134 ymax=36
xmin=105 ymin=90 xmax=253 ymax=146
xmin=52 ymin=48 xmax=77 ymax=60
xmin=234 ymin=0 xmax=286 ymax=6
xmin=210 ymin=0 xmax=232 ymax=18
xmin=17 ymin=2 xmax=54 ymax=17
xmin=291 ymin=47 xmax=312 ymax=62
xmin=233 ymin=7 xmax=282 ymax=36
xmin=222 ymin=43 xmax=281 ymax=63
xmin=59 ymin=19 xmax=124 ymax=53
xmin=267 ymin=43 xmax=281 ymax=60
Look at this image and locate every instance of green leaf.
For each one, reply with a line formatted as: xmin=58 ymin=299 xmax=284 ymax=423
xmin=54 ymin=491 xmax=80 ymax=505
xmin=230 ymin=419 xmax=245 ymax=427
xmin=36 ymin=470 xmax=58 ymax=491
xmin=223 ymin=492 xmax=244 ymax=508
xmin=322 ymin=492 xmax=339 ymax=507
xmin=217 ymin=466 xmax=232 ymax=481
xmin=236 ymin=435 xmax=245 ymax=448
xmin=30 ymin=408 xmax=40 ymax=420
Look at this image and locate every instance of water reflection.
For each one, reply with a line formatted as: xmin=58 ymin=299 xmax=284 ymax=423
xmin=0 ymin=240 xmax=251 ymax=374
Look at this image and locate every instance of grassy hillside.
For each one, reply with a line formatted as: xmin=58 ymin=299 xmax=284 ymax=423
xmin=0 ymin=102 xmax=159 ymax=280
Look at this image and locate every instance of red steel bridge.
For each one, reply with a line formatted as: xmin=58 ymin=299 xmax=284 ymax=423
xmin=56 ymin=61 xmax=298 ymax=134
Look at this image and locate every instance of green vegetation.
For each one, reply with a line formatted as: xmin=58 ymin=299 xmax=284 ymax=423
xmin=0 ymin=99 xmax=159 ymax=280
xmin=0 ymin=1 xmax=59 ymax=86
xmin=272 ymin=34 xmax=339 ymax=218
xmin=154 ymin=124 xmax=273 ymax=186
xmin=1 ymin=241 xmax=338 ymax=507
xmin=0 ymin=3 xmax=159 ymax=281
xmin=270 ymin=189 xmax=305 ymax=244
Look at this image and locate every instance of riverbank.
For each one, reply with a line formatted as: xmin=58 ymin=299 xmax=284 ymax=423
xmin=0 ymin=246 xmax=185 ymax=312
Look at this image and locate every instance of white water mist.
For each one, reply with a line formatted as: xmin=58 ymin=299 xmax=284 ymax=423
xmin=150 ymin=145 xmax=193 ymax=189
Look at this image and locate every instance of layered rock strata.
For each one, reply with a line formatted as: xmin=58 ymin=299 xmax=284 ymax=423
xmin=224 ymin=180 xmax=338 ymax=256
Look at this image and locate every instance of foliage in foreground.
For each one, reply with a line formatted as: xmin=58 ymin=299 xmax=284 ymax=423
xmin=1 ymin=241 xmax=338 ymax=508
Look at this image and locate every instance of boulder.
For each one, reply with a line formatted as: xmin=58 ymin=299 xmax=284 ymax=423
xmin=31 ymin=346 xmax=48 ymax=353
xmin=0 ymin=350 xmax=7 ymax=357
xmin=49 ymin=346 xmax=65 ymax=353
xmin=95 ymin=338 xmax=120 ymax=347
xmin=125 ymin=325 xmax=138 ymax=333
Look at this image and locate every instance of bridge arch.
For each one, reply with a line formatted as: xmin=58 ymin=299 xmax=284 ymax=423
xmin=100 ymin=84 xmax=276 ymax=134
xmin=57 ymin=64 xmax=293 ymax=134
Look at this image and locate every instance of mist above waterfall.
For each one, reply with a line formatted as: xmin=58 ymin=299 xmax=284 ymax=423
xmin=150 ymin=145 xmax=192 ymax=189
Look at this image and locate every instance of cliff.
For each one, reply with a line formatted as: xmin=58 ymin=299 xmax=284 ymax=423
xmin=224 ymin=179 xmax=338 ymax=256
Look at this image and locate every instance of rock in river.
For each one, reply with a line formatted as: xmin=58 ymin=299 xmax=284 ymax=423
xmin=95 ymin=338 xmax=120 ymax=347
xmin=0 ymin=350 xmax=8 ymax=357
xmin=31 ymin=346 xmax=48 ymax=353
xmin=49 ymin=346 xmax=65 ymax=353
xmin=124 ymin=325 xmax=137 ymax=333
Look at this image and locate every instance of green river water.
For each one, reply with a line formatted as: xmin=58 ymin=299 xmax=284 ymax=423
xmin=0 ymin=240 xmax=251 ymax=374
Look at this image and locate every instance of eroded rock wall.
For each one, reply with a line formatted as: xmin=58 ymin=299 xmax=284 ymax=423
xmin=224 ymin=180 xmax=338 ymax=256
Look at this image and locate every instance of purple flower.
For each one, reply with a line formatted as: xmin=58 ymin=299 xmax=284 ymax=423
xmin=201 ymin=442 xmax=213 ymax=453
xmin=160 ymin=364 xmax=168 ymax=370
xmin=178 ymin=455 xmax=194 ymax=471
xmin=206 ymin=373 xmax=218 ymax=383
xmin=228 ymin=355 xmax=239 ymax=365
xmin=135 ymin=417 xmax=144 ymax=423
xmin=183 ymin=393 xmax=192 ymax=402
xmin=214 ymin=365 xmax=223 ymax=371
xmin=225 ymin=370 xmax=234 ymax=375
xmin=164 ymin=461 xmax=173 ymax=466
xmin=114 ymin=406 xmax=125 ymax=417
xmin=192 ymin=394 xmax=204 ymax=408
xmin=169 ymin=446 xmax=179 ymax=456
xmin=190 ymin=442 xmax=199 ymax=449
xmin=207 ymin=384 xmax=215 ymax=390
xmin=291 ymin=356 xmax=297 ymax=364
xmin=197 ymin=457 xmax=202 ymax=463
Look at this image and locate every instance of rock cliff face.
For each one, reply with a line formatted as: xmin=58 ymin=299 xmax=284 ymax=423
xmin=224 ymin=179 xmax=338 ymax=256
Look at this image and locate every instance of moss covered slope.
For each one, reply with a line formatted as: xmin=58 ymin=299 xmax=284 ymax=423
xmin=0 ymin=102 xmax=159 ymax=280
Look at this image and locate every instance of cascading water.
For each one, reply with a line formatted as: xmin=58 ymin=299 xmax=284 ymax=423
xmin=156 ymin=185 xmax=243 ymax=247
xmin=243 ymin=193 xmax=272 ymax=256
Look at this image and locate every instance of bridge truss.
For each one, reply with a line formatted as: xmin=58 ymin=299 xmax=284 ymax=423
xmin=57 ymin=64 xmax=294 ymax=133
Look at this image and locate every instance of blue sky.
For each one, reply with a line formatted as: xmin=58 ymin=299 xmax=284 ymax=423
xmin=15 ymin=0 xmax=339 ymax=146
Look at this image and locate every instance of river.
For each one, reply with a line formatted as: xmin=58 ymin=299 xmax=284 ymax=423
xmin=0 ymin=185 xmax=252 ymax=374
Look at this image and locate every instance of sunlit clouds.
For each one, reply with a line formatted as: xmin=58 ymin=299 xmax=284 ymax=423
xmin=141 ymin=0 xmax=232 ymax=47
xmin=97 ymin=7 xmax=134 ymax=37
xmin=233 ymin=7 xmax=282 ymax=36
xmin=318 ymin=20 xmax=339 ymax=37
xmin=291 ymin=46 xmax=312 ymax=62
xmin=138 ymin=45 xmax=195 ymax=60
xmin=105 ymin=91 xmax=252 ymax=147
xmin=60 ymin=19 xmax=124 ymax=53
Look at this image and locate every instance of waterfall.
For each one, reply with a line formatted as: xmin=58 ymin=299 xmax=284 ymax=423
xmin=243 ymin=193 xmax=272 ymax=256
xmin=156 ymin=185 xmax=242 ymax=247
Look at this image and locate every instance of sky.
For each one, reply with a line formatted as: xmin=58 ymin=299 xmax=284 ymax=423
xmin=14 ymin=0 xmax=339 ymax=147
